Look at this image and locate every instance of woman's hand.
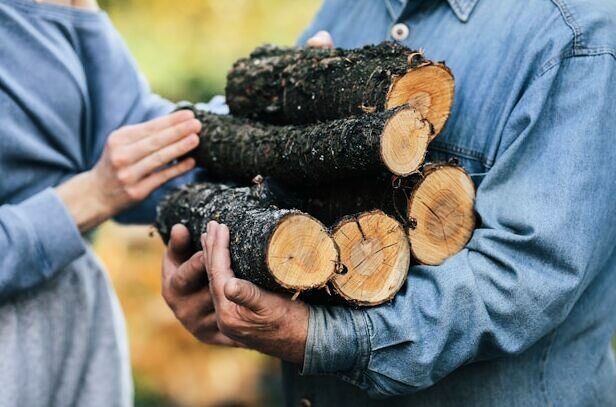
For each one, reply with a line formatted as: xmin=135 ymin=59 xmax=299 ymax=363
xmin=57 ymin=110 xmax=201 ymax=232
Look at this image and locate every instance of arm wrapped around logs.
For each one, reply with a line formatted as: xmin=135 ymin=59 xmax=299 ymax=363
xmin=179 ymin=102 xmax=433 ymax=185
xmin=156 ymin=183 xmax=339 ymax=293
xmin=225 ymin=42 xmax=454 ymax=135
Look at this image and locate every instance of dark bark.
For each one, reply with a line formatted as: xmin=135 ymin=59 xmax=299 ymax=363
xmin=179 ymin=103 xmax=429 ymax=185
xmin=156 ymin=183 xmax=312 ymax=292
xmin=263 ymin=175 xmax=414 ymax=226
xmin=225 ymin=42 xmax=431 ymax=124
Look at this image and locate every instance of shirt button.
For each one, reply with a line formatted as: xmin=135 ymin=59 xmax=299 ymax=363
xmin=299 ymin=398 xmax=312 ymax=407
xmin=391 ymin=23 xmax=410 ymax=41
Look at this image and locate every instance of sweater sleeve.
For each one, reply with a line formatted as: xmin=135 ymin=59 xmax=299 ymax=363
xmin=0 ymin=189 xmax=86 ymax=302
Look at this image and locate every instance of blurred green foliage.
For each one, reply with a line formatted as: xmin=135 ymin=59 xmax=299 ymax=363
xmin=102 ymin=0 xmax=321 ymax=103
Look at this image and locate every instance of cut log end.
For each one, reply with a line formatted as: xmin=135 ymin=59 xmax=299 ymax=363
xmin=386 ymin=64 xmax=455 ymax=138
xmin=381 ymin=108 xmax=432 ymax=176
xmin=267 ymin=213 xmax=339 ymax=290
xmin=407 ymin=165 xmax=476 ymax=265
xmin=331 ymin=210 xmax=410 ymax=306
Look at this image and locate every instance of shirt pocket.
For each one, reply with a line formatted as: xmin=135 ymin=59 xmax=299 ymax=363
xmin=426 ymin=144 xmax=489 ymax=189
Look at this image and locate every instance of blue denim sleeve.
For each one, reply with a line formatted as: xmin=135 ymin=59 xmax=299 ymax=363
xmin=302 ymin=54 xmax=616 ymax=397
xmin=295 ymin=0 xmax=347 ymax=46
xmin=114 ymin=95 xmax=229 ymax=225
xmin=0 ymin=188 xmax=86 ymax=302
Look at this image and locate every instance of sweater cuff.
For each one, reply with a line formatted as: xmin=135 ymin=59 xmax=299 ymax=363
xmin=11 ymin=188 xmax=86 ymax=277
xmin=301 ymin=304 xmax=371 ymax=383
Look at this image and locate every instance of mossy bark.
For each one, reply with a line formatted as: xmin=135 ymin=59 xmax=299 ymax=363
xmin=156 ymin=183 xmax=302 ymax=292
xmin=179 ymin=103 xmax=420 ymax=185
xmin=225 ymin=42 xmax=430 ymax=124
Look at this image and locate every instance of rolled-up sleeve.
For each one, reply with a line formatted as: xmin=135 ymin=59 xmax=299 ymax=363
xmin=0 ymin=188 xmax=86 ymax=301
xmin=302 ymin=53 xmax=616 ymax=397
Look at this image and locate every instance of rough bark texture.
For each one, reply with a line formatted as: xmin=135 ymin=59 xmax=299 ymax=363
xmin=267 ymin=162 xmax=477 ymax=265
xmin=264 ymin=175 xmax=412 ymax=226
xmin=155 ymin=183 xmax=335 ymax=292
xmin=225 ymin=42 xmax=437 ymax=124
xmin=179 ymin=103 xmax=431 ymax=185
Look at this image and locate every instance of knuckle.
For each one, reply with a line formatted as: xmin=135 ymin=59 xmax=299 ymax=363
xmin=217 ymin=313 xmax=238 ymax=335
xmin=116 ymin=170 xmax=131 ymax=186
xmin=106 ymin=131 xmax=121 ymax=148
xmin=109 ymin=152 xmax=127 ymax=169
xmin=189 ymin=255 xmax=204 ymax=274
xmin=125 ymin=186 xmax=145 ymax=201
xmin=152 ymin=151 xmax=167 ymax=168
xmin=175 ymin=307 xmax=192 ymax=324
xmin=245 ymin=282 xmax=260 ymax=302
xmin=172 ymin=272 xmax=189 ymax=291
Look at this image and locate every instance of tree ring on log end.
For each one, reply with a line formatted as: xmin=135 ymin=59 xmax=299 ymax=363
xmin=380 ymin=107 xmax=432 ymax=176
xmin=267 ymin=213 xmax=339 ymax=291
xmin=407 ymin=164 xmax=476 ymax=265
xmin=386 ymin=65 xmax=455 ymax=138
xmin=331 ymin=210 xmax=410 ymax=306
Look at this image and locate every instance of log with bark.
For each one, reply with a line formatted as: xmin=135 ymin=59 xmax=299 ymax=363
xmin=327 ymin=210 xmax=410 ymax=306
xmin=155 ymin=183 xmax=340 ymax=293
xmin=179 ymin=102 xmax=433 ymax=184
xmin=225 ymin=42 xmax=455 ymax=136
xmin=266 ymin=163 xmax=476 ymax=265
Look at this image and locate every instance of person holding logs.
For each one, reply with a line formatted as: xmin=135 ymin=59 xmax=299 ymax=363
xmin=164 ymin=2 xmax=616 ymax=405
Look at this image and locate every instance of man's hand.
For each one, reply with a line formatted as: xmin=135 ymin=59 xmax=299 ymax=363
xmin=307 ymin=30 xmax=334 ymax=49
xmin=161 ymin=222 xmax=310 ymax=365
xmin=202 ymin=221 xmax=309 ymax=364
xmin=162 ymin=224 xmax=239 ymax=347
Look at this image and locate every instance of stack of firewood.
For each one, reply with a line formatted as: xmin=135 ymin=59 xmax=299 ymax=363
xmin=156 ymin=42 xmax=476 ymax=307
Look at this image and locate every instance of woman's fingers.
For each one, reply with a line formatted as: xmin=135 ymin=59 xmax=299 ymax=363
xmin=127 ymin=118 xmax=201 ymax=162
xmin=132 ymin=110 xmax=197 ymax=142
xmin=134 ymin=157 xmax=196 ymax=198
xmin=124 ymin=133 xmax=199 ymax=183
xmin=113 ymin=110 xmax=197 ymax=145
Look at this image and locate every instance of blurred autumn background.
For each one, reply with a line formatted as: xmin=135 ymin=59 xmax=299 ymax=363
xmin=94 ymin=1 xmax=320 ymax=406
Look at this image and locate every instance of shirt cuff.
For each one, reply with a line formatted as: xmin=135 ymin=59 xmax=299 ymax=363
xmin=195 ymin=95 xmax=229 ymax=115
xmin=301 ymin=304 xmax=372 ymax=383
xmin=11 ymin=188 xmax=86 ymax=277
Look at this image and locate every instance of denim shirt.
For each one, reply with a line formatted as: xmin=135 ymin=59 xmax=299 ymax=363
xmin=285 ymin=1 xmax=616 ymax=406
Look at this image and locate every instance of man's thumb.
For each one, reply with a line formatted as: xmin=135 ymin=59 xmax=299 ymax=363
xmin=224 ymin=278 xmax=263 ymax=312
